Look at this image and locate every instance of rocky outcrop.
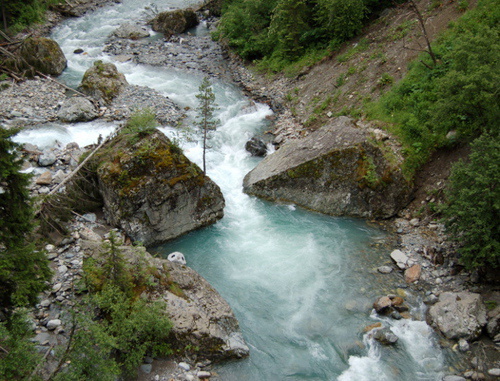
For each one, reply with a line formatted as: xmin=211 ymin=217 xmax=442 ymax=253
xmin=93 ymin=129 xmax=224 ymax=247
xmin=57 ymin=96 xmax=98 ymax=122
xmin=82 ymin=240 xmax=248 ymax=361
xmin=79 ymin=60 xmax=128 ymax=104
xmin=150 ymin=9 xmax=199 ymax=38
xmin=19 ymin=37 xmax=67 ymax=76
xmin=427 ymin=292 xmax=487 ymax=340
xmin=243 ymin=117 xmax=412 ymax=218
xmin=112 ymin=23 xmax=150 ymax=39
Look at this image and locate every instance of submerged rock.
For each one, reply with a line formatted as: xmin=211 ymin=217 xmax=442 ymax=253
xmin=245 ymin=137 xmax=268 ymax=157
xmin=243 ymin=117 xmax=411 ymax=219
xmin=93 ymin=129 xmax=224 ymax=246
xmin=427 ymin=292 xmax=487 ymax=340
xmin=112 ymin=23 xmax=150 ymax=39
xmin=79 ymin=60 xmax=128 ymax=104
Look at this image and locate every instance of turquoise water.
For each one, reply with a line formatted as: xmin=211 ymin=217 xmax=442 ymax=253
xmin=17 ymin=0 xmax=455 ymax=378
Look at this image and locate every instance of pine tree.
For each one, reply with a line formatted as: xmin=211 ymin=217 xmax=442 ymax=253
xmin=0 ymin=127 xmax=50 ymax=315
xmin=195 ymin=77 xmax=219 ymax=174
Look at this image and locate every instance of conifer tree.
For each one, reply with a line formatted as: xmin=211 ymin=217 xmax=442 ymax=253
xmin=195 ymin=77 xmax=219 ymax=174
xmin=0 ymin=127 xmax=50 ymax=315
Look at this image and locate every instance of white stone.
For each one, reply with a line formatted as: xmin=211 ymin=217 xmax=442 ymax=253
xmin=458 ymin=338 xmax=469 ymax=352
xmin=58 ymin=265 xmax=68 ymax=275
xmin=390 ymin=249 xmax=409 ymax=270
xmin=168 ymin=251 xmax=186 ymax=265
xmin=52 ymin=283 xmax=62 ymax=293
xmin=197 ymin=371 xmax=211 ymax=379
xmin=488 ymin=369 xmax=500 ymax=377
xmin=178 ymin=362 xmax=190 ymax=371
xmin=378 ymin=265 xmax=393 ymax=274
xmin=46 ymin=319 xmax=61 ymax=330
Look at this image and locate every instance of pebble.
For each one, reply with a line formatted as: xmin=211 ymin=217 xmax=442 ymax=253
xmin=197 ymin=371 xmax=211 ymax=379
xmin=46 ymin=319 xmax=61 ymax=331
xmin=488 ymin=368 xmax=500 ymax=377
xmin=377 ymin=265 xmax=393 ymax=274
xmin=178 ymin=362 xmax=190 ymax=371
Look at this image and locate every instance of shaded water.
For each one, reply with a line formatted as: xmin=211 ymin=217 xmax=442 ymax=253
xmin=14 ymin=0 xmax=456 ymax=379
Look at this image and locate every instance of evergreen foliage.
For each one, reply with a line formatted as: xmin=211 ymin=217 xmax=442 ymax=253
xmin=0 ymin=127 xmax=51 ymax=314
xmin=1 ymin=0 xmax=63 ymax=35
xmin=216 ymin=0 xmax=387 ymax=70
xmin=443 ymin=134 xmax=500 ymax=269
xmin=374 ymin=0 xmax=499 ymax=173
xmin=195 ymin=77 xmax=219 ymax=174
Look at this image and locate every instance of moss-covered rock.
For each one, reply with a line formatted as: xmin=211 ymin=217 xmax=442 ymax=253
xmin=19 ymin=37 xmax=67 ymax=76
xmin=243 ymin=116 xmax=411 ymax=218
xmin=93 ymin=129 xmax=224 ymax=246
xmin=79 ymin=60 xmax=128 ymax=104
xmin=150 ymin=8 xmax=199 ymax=38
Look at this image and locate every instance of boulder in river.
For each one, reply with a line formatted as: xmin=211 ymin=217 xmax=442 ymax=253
xmin=83 ymin=241 xmax=248 ymax=361
xmin=79 ymin=60 xmax=128 ymax=104
xmin=243 ymin=117 xmax=411 ymax=219
xmin=112 ymin=23 xmax=150 ymax=40
xmin=427 ymin=292 xmax=487 ymax=340
xmin=150 ymin=8 xmax=199 ymax=38
xmin=57 ymin=96 xmax=98 ymax=122
xmin=245 ymin=137 xmax=268 ymax=157
xmin=19 ymin=37 xmax=67 ymax=76
xmin=93 ymin=129 xmax=225 ymax=247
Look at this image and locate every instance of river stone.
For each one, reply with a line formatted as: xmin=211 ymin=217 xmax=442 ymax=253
xmin=46 ymin=319 xmax=61 ymax=330
xmin=390 ymin=249 xmax=409 ymax=270
xmin=245 ymin=137 xmax=268 ymax=157
xmin=373 ymin=327 xmax=398 ymax=345
xmin=94 ymin=130 xmax=225 ymax=247
xmin=197 ymin=371 xmax=211 ymax=379
xmin=443 ymin=376 xmax=466 ymax=381
xmin=488 ymin=369 xmax=500 ymax=377
xmin=404 ymin=264 xmax=421 ymax=283
xmin=427 ymin=292 xmax=487 ymax=340
xmin=377 ymin=265 xmax=393 ymax=274
xmin=243 ymin=116 xmax=411 ymax=219
xmin=38 ymin=150 xmax=57 ymax=167
xmin=113 ymin=23 xmax=150 ymax=39
xmin=57 ymin=96 xmax=98 ymax=122
xmin=150 ymin=9 xmax=199 ymax=38
xmin=19 ymin=37 xmax=67 ymax=76
xmin=486 ymin=306 xmax=500 ymax=339
xmin=79 ymin=60 xmax=128 ymax=104
xmin=36 ymin=171 xmax=52 ymax=185
xmin=373 ymin=296 xmax=392 ymax=314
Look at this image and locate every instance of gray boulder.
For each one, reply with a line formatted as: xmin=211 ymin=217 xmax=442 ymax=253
xmin=243 ymin=117 xmax=411 ymax=219
xmin=19 ymin=37 xmax=67 ymax=76
xmin=57 ymin=97 xmax=98 ymax=122
xmin=486 ymin=306 xmax=500 ymax=339
xmin=150 ymin=9 xmax=199 ymax=38
xmin=93 ymin=130 xmax=224 ymax=247
xmin=83 ymin=242 xmax=248 ymax=361
xmin=38 ymin=150 xmax=57 ymax=167
xmin=427 ymin=292 xmax=487 ymax=340
xmin=373 ymin=327 xmax=398 ymax=345
xmin=245 ymin=137 xmax=268 ymax=157
xmin=113 ymin=23 xmax=150 ymax=39
xmin=79 ymin=61 xmax=128 ymax=104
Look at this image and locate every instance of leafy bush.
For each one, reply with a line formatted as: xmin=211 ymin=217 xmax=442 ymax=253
xmin=442 ymin=134 xmax=500 ymax=269
xmin=373 ymin=0 xmax=499 ymax=174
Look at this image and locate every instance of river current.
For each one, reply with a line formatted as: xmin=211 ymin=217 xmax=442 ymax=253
xmin=15 ymin=0 xmax=455 ymax=379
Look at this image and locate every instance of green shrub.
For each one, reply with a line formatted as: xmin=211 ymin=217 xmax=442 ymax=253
xmin=120 ymin=108 xmax=158 ymax=141
xmin=442 ymin=134 xmax=500 ymax=269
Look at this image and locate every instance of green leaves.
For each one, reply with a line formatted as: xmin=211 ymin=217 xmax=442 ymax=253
xmin=443 ymin=134 xmax=500 ymax=268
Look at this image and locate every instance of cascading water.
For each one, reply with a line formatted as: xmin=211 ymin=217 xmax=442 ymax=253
xmin=13 ymin=0 xmax=457 ymax=379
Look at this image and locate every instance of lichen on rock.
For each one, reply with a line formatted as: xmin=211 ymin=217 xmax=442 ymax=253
xmin=243 ymin=116 xmax=411 ymax=219
xmin=79 ymin=60 xmax=128 ymax=104
xmin=93 ymin=129 xmax=224 ymax=246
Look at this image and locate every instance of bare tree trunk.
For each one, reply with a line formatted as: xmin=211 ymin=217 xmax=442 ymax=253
xmin=408 ymin=0 xmax=437 ymax=65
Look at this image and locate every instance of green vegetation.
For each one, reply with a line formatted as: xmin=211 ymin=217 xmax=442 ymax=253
xmin=371 ymin=0 xmax=499 ymax=174
xmin=1 ymin=0 xmax=64 ymax=35
xmin=120 ymin=108 xmax=158 ymax=144
xmin=216 ymin=0 xmax=397 ymax=71
xmin=195 ymin=77 xmax=219 ymax=174
xmin=367 ymin=0 xmax=499 ymax=268
xmin=442 ymin=134 xmax=499 ymax=269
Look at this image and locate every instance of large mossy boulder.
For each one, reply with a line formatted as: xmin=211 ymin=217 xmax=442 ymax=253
xmin=79 ymin=61 xmax=128 ymax=104
xmin=243 ymin=116 xmax=411 ymax=218
xmin=82 ymin=240 xmax=249 ymax=361
xmin=93 ymin=129 xmax=224 ymax=246
xmin=19 ymin=37 xmax=67 ymax=76
xmin=150 ymin=8 xmax=199 ymax=38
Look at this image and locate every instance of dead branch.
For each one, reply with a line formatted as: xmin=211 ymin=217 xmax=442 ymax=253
xmin=28 ymin=344 xmax=55 ymax=381
xmin=407 ymin=0 xmax=437 ymax=65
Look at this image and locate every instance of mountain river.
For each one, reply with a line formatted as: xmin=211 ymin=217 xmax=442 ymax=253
xmin=13 ymin=0 xmax=458 ymax=379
